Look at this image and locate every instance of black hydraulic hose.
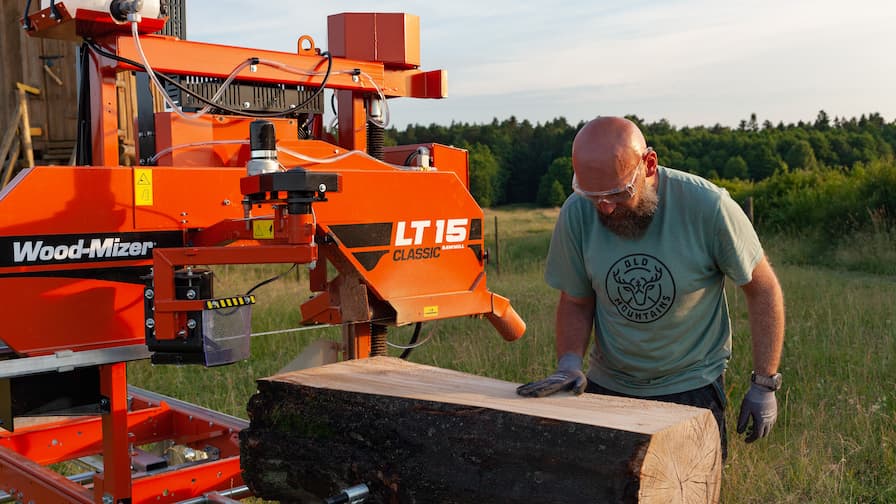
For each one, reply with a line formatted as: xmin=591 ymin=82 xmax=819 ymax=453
xmin=399 ymin=322 xmax=422 ymax=359
xmin=86 ymin=40 xmax=333 ymax=119
xmin=246 ymin=264 xmax=297 ymax=296
xmin=76 ymin=42 xmax=93 ymax=165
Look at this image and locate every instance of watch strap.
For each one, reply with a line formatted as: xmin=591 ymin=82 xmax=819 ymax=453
xmin=751 ymin=371 xmax=782 ymax=391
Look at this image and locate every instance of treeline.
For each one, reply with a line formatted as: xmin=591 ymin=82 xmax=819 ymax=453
xmin=385 ymin=112 xmax=896 ymax=227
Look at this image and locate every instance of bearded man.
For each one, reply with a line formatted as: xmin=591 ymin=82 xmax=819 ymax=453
xmin=516 ymin=116 xmax=785 ymax=460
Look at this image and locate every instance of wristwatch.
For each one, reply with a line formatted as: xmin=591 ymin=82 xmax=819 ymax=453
xmin=751 ymin=371 xmax=783 ymax=391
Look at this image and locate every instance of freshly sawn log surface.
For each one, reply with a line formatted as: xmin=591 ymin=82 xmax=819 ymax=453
xmin=241 ymin=356 xmax=721 ymax=503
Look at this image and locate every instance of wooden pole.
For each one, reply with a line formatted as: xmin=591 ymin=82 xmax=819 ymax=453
xmin=494 ymin=215 xmax=501 ymax=275
xmin=0 ymin=101 xmax=23 ymax=185
xmin=1 ymin=137 xmax=21 ymax=189
xmin=17 ymin=87 xmax=35 ymax=169
xmin=743 ymin=196 xmax=754 ymax=223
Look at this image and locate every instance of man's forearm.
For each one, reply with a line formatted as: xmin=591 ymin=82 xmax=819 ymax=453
xmin=556 ymin=292 xmax=596 ymax=358
xmin=741 ymin=257 xmax=785 ymax=375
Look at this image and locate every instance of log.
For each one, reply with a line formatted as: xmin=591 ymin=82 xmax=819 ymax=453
xmin=241 ymin=357 xmax=721 ymax=503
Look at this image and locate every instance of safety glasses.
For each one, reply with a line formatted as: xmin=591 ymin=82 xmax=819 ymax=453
xmin=571 ymin=147 xmax=653 ymax=204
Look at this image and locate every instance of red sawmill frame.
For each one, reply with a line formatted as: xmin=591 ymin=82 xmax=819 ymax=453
xmin=0 ymin=383 xmax=248 ymax=503
xmin=0 ymin=4 xmax=518 ymax=503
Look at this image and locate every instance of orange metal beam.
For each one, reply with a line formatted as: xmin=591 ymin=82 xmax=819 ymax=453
xmin=95 ymin=363 xmax=131 ymax=503
xmin=131 ymin=457 xmax=243 ymax=503
xmin=87 ymin=50 xmax=121 ymax=166
xmin=111 ymin=35 xmax=388 ymax=94
xmin=344 ymin=323 xmax=372 ymax=360
xmin=0 ymin=385 xmax=248 ymax=504
xmin=0 ymin=446 xmax=92 ymax=504
xmin=383 ymin=69 xmax=448 ymax=98
xmin=336 ymin=90 xmax=368 ymax=151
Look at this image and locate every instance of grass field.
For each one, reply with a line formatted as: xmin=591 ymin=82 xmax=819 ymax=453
xmin=129 ymin=206 xmax=896 ymax=503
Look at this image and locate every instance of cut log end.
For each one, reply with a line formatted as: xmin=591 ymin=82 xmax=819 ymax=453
xmin=640 ymin=405 xmax=722 ymax=502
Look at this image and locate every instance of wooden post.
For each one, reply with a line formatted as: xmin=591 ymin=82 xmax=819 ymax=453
xmin=0 ymin=101 xmax=23 ymax=187
xmin=742 ymin=196 xmax=754 ymax=223
xmin=16 ymin=85 xmax=36 ymax=169
xmin=494 ymin=214 xmax=501 ymax=275
xmin=1 ymin=137 xmax=21 ymax=189
xmin=0 ymin=102 xmax=23 ymax=160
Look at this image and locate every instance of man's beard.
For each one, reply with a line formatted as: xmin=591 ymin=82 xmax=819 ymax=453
xmin=597 ymin=183 xmax=659 ymax=239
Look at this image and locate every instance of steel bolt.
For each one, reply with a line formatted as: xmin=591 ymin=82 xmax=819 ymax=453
xmin=243 ymin=101 xmax=251 ymax=108
xmin=186 ymin=319 xmax=197 ymax=330
xmin=223 ymin=199 xmax=231 ymax=206
xmin=144 ymin=289 xmax=154 ymax=299
xmin=186 ymin=289 xmax=197 ymax=300
xmin=318 ymin=183 xmax=327 ymax=192
xmin=145 ymin=318 xmax=155 ymax=328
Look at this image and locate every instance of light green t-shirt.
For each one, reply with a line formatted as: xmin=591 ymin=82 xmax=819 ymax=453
xmin=545 ymin=166 xmax=764 ymax=396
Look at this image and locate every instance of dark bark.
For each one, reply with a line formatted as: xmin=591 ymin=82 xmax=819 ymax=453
xmin=243 ymin=375 xmax=670 ymax=503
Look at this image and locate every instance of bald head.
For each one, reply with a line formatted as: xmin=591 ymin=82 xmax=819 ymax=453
xmin=572 ymin=117 xmax=649 ymax=190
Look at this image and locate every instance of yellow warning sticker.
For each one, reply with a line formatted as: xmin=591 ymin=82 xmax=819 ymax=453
xmin=134 ymin=168 xmax=153 ymax=206
xmin=252 ymin=220 xmax=275 ymax=239
xmin=205 ymin=295 xmax=256 ymax=310
xmin=423 ymin=306 xmax=439 ymax=317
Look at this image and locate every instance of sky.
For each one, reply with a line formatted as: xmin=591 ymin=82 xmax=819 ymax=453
xmin=185 ymin=0 xmax=894 ymax=130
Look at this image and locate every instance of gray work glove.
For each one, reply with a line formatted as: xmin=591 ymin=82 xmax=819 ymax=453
xmin=516 ymin=353 xmax=587 ymax=398
xmin=736 ymin=383 xmax=778 ymax=443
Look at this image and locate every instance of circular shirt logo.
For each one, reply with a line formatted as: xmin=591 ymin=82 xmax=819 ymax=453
xmin=606 ymin=254 xmax=675 ymax=323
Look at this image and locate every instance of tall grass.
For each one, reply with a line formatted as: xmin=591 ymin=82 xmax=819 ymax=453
xmin=128 ymin=206 xmax=896 ymax=502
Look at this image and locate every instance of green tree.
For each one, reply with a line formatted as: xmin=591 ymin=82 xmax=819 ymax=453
xmin=536 ymin=157 xmax=574 ymax=207
xmin=386 ymin=110 xmax=896 ymax=204
xmin=537 ymin=180 xmax=566 ymax=207
xmin=722 ymin=156 xmax=750 ymax=179
xmin=784 ymin=140 xmax=818 ymax=170
xmin=814 ymin=110 xmax=831 ymax=131
xmin=744 ymin=142 xmax=786 ymax=180
xmin=467 ymin=143 xmax=500 ymax=207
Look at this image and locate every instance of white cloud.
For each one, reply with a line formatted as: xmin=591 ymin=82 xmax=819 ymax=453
xmin=185 ymin=0 xmax=895 ymax=128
